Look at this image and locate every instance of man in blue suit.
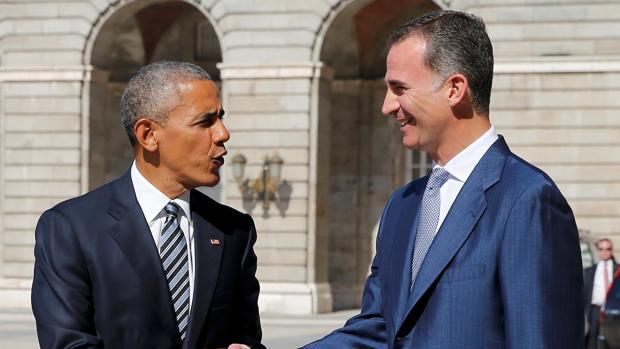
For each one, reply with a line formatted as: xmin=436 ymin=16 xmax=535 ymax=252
xmin=32 ymin=61 xmax=264 ymax=349
xmin=303 ymin=10 xmax=583 ymax=349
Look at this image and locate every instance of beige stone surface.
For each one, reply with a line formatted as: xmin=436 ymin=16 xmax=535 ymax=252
xmin=0 ymin=0 xmax=618 ymax=314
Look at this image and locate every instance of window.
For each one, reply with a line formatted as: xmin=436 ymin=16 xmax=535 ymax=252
xmin=406 ymin=150 xmax=433 ymax=182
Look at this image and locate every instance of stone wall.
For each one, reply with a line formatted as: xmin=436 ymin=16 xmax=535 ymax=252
xmin=0 ymin=0 xmax=618 ymax=313
xmin=460 ymin=0 xmax=620 ymax=242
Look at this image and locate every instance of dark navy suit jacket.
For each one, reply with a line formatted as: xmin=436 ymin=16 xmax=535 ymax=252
xmin=304 ymin=137 xmax=584 ymax=349
xmin=583 ymin=261 xmax=619 ymax=322
xmin=31 ymin=170 xmax=264 ymax=349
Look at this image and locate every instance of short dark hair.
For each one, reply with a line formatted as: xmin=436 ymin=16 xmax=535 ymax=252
xmin=120 ymin=61 xmax=212 ymax=147
xmin=388 ymin=10 xmax=494 ymax=116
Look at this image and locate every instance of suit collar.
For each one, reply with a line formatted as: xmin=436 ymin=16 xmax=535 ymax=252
xmin=183 ymin=190 xmax=225 ymax=349
xmin=384 ymin=180 xmax=426 ymax=330
xmin=130 ymin=162 xmax=192 ymax=224
xmin=106 ymin=170 xmax=181 ymax=341
xmin=108 ymin=173 xmax=227 ymax=347
xmin=442 ymin=125 xmax=498 ymax=183
xmin=395 ymin=137 xmax=510 ymax=335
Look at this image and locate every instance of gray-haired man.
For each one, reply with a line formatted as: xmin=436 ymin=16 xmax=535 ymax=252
xmin=32 ymin=61 xmax=264 ymax=349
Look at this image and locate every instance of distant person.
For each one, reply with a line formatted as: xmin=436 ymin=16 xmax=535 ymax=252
xmin=584 ymin=238 xmax=619 ymax=348
xmin=31 ymin=61 xmax=264 ymax=349
xmin=302 ymin=10 xmax=583 ymax=349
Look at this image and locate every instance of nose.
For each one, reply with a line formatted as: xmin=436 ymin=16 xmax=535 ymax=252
xmin=382 ymin=90 xmax=398 ymax=117
xmin=213 ymin=118 xmax=230 ymax=144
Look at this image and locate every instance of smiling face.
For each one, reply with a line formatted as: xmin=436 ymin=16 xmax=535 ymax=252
xmin=155 ymin=79 xmax=229 ymax=191
xmin=382 ymin=35 xmax=454 ymax=157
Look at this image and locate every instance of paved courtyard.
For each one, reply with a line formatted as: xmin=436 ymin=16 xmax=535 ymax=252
xmin=0 ymin=308 xmax=357 ymax=349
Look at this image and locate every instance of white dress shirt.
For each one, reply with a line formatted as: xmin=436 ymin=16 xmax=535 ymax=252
xmin=592 ymin=259 xmax=614 ymax=306
xmin=131 ymin=161 xmax=195 ymax=308
xmin=434 ymin=125 xmax=499 ymax=232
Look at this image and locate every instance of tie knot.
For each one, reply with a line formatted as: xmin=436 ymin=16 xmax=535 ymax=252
xmin=427 ymin=167 xmax=450 ymax=190
xmin=164 ymin=202 xmax=179 ymax=218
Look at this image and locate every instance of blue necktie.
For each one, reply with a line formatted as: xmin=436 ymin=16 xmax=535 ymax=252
xmin=411 ymin=167 xmax=450 ymax=290
xmin=160 ymin=202 xmax=190 ymax=340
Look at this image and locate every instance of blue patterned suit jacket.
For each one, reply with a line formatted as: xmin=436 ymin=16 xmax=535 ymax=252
xmin=304 ymin=137 xmax=584 ymax=349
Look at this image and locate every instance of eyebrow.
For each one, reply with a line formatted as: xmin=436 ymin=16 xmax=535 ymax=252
xmin=191 ymin=109 xmax=225 ymax=124
xmin=386 ymin=77 xmax=408 ymax=87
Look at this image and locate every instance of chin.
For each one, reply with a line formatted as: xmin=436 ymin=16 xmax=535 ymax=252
xmin=403 ymin=140 xmax=420 ymax=150
xmin=201 ymin=175 xmax=220 ymax=188
xmin=190 ymin=170 xmax=220 ymax=188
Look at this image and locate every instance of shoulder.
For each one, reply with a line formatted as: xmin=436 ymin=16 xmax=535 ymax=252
xmin=503 ymin=153 xmax=557 ymax=188
xmin=584 ymin=265 xmax=598 ymax=280
xmin=45 ymin=179 xmax=116 ymax=222
xmin=35 ymin=180 xmax=120 ymax=249
xmin=584 ymin=265 xmax=597 ymax=273
xmin=395 ymin=176 xmax=428 ymax=200
xmin=494 ymin=152 xmax=565 ymax=203
xmin=190 ymin=190 xmax=253 ymax=229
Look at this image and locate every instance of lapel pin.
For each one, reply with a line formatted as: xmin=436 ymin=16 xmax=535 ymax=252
xmin=210 ymin=238 xmax=220 ymax=245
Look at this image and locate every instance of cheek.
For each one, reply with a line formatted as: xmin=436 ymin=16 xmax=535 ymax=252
xmin=399 ymin=95 xmax=417 ymax=113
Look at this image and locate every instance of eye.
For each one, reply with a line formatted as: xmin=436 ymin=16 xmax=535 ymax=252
xmin=393 ymin=85 xmax=406 ymax=95
xmin=198 ymin=117 xmax=216 ymax=127
xmin=193 ymin=111 xmax=224 ymax=127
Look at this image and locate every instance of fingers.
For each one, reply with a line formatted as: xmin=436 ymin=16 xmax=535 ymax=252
xmin=227 ymin=344 xmax=250 ymax=349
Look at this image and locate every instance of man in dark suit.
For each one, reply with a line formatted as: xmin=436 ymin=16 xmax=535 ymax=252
xmin=303 ymin=10 xmax=583 ymax=349
xmin=31 ymin=61 xmax=264 ymax=349
xmin=584 ymin=238 xmax=618 ymax=348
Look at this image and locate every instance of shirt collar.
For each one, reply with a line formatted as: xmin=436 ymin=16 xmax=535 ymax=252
xmin=436 ymin=125 xmax=498 ymax=182
xmin=131 ymin=161 xmax=191 ymax=223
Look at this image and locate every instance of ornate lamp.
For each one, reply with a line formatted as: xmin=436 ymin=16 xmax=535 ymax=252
xmin=231 ymin=152 xmax=284 ymax=217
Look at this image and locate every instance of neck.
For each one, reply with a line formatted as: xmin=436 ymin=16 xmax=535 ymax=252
xmin=432 ymin=116 xmax=492 ymax=166
xmin=135 ymin=150 xmax=187 ymax=199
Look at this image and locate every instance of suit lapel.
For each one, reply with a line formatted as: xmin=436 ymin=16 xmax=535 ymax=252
xmin=184 ymin=191 xmax=225 ymax=349
xmin=397 ymin=137 xmax=510 ymax=334
xmin=106 ymin=171 xmax=180 ymax=341
xmin=385 ymin=181 xmax=426 ymax=331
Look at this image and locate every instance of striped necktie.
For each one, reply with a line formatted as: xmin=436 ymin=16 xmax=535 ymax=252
xmin=411 ymin=167 xmax=450 ymax=290
xmin=160 ymin=202 xmax=190 ymax=340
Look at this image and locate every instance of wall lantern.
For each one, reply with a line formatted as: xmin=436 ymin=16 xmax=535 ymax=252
xmin=231 ymin=152 xmax=284 ymax=217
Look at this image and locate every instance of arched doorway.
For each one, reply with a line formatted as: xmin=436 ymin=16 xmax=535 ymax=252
xmin=317 ymin=0 xmax=441 ymax=310
xmin=86 ymin=0 xmax=222 ymax=191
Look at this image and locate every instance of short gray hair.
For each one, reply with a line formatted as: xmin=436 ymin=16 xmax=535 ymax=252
xmin=388 ymin=10 xmax=494 ymax=116
xmin=120 ymin=61 xmax=213 ymax=147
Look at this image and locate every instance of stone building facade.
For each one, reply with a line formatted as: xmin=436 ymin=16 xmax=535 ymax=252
xmin=0 ymin=0 xmax=618 ymax=314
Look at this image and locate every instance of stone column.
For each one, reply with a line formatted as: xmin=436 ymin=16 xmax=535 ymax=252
xmin=0 ymin=65 xmax=91 ymax=307
xmin=218 ymin=62 xmax=334 ymax=314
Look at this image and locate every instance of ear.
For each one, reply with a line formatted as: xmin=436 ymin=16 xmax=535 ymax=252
xmin=445 ymin=74 xmax=469 ymax=108
xmin=134 ymin=118 xmax=160 ymax=152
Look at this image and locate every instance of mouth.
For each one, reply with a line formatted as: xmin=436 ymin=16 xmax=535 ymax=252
xmin=212 ymin=152 xmax=226 ymax=166
xmin=398 ymin=117 xmax=415 ymax=128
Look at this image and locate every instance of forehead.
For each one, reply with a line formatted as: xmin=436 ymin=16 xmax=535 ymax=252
xmin=166 ymin=79 xmax=221 ymax=121
xmin=178 ymin=79 xmax=220 ymax=103
xmin=385 ymin=35 xmax=430 ymax=81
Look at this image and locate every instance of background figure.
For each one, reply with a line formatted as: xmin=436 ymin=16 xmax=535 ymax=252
xmin=584 ymin=238 xmax=619 ymax=348
xmin=31 ymin=61 xmax=264 ymax=349
xmin=303 ymin=10 xmax=583 ymax=349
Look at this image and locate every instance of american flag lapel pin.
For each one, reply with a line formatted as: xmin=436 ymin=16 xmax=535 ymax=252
xmin=210 ymin=238 xmax=220 ymax=245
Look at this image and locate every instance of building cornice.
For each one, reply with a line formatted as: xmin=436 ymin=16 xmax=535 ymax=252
xmin=217 ymin=62 xmax=333 ymax=79
xmin=494 ymin=57 xmax=620 ymax=74
xmin=1 ymin=59 xmax=619 ymax=82
xmin=0 ymin=66 xmax=92 ymax=82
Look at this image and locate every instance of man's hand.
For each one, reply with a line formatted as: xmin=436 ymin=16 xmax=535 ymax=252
xmin=227 ymin=344 xmax=251 ymax=349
